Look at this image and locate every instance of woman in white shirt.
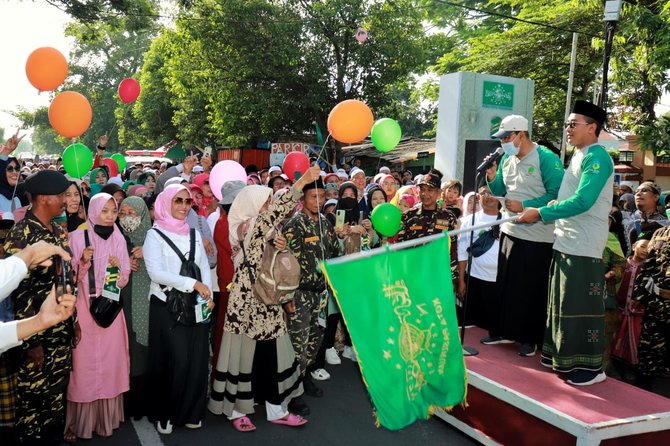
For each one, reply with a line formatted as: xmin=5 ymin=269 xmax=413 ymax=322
xmin=143 ymin=184 xmax=213 ymax=435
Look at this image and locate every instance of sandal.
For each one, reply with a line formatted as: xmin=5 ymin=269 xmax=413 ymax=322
xmin=64 ymin=430 xmax=77 ymax=443
xmin=231 ymin=416 xmax=256 ymax=432
xmin=270 ymin=413 xmax=308 ymax=427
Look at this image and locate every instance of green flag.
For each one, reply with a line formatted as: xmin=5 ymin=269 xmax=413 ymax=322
xmin=322 ymin=235 xmax=466 ymax=430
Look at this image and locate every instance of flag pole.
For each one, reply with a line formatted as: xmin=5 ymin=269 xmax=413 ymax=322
xmin=325 ymin=216 xmax=517 ymax=266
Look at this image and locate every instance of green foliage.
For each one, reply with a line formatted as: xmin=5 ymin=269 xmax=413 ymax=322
xmin=13 ymin=107 xmax=63 ymax=154
xmin=637 ymin=113 xmax=670 ymax=155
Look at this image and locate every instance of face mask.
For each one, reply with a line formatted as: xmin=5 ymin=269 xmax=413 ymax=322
xmin=119 ymin=216 xmax=142 ymax=233
xmin=501 ymin=134 xmax=520 ymax=156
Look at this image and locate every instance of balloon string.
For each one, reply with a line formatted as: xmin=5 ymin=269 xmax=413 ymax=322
xmin=72 ymin=146 xmax=88 ymax=224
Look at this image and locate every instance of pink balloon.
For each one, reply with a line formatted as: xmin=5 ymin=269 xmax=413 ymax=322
xmin=118 ymin=78 xmax=140 ymax=103
xmin=283 ymin=151 xmax=310 ymax=181
xmin=210 ymin=160 xmax=248 ymax=200
xmin=355 ymin=28 xmax=368 ymax=44
xmin=102 ymin=158 xmax=119 ymax=178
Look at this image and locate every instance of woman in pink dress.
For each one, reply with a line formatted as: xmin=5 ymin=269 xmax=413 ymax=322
xmin=65 ymin=192 xmax=131 ymax=440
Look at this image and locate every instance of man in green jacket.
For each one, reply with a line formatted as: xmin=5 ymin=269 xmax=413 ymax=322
xmin=518 ymin=100 xmax=613 ymax=386
xmin=483 ymin=115 xmax=564 ymax=357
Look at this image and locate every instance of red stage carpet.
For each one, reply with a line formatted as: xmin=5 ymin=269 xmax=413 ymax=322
xmin=435 ymin=327 xmax=670 ymax=446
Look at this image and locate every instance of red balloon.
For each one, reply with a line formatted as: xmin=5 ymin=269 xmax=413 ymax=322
xmin=102 ymin=158 xmax=119 ymax=178
xmin=283 ymin=151 xmax=310 ymax=181
xmin=118 ymin=78 xmax=140 ymax=103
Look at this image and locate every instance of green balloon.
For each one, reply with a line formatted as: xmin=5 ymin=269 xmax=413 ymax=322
xmin=371 ymin=203 xmax=402 ymax=237
xmin=62 ymin=143 xmax=94 ymax=178
xmin=111 ymin=153 xmax=127 ymax=171
xmin=371 ymin=118 xmax=402 ymax=153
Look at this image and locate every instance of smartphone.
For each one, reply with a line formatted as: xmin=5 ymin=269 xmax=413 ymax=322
xmin=336 ymin=210 xmax=345 ymax=230
xmin=204 ymin=146 xmax=212 ymax=157
xmin=54 ymin=256 xmax=74 ymax=297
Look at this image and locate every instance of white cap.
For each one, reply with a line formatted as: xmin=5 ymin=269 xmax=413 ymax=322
xmin=350 ymin=167 xmax=365 ymax=179
xmin=373 ymin=173 xmax=384 ymax=184
xmin=324 ymin=199 xmax=338 ymax=208
xmin=193 ymin=165 xmax=204 ymax=173
xmin=280 ymin=173 xmax=289 ymax=181
xmin=268 ymin=166 xmax=282 ymax=174
xmin=337 ymin=172 xmax=348 ymax=180
xmin=379 ymin=166 xmax=391 ymax=174
xmin=492 ymin=115 xmax=528 ymax=138
xmin=414 ymin=174 xmax=423 ymax=183
xmin=108 ymin=177 xmax=123 ymax=187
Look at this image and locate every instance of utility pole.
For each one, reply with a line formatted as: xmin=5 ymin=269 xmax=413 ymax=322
xmin=598 ymin=0 xmax=622 ymax=112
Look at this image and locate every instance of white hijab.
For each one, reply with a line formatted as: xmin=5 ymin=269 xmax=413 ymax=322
xmin=228 ymin=185 xmax=273 ymax=266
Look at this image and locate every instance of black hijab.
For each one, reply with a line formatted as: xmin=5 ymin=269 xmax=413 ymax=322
xmin=335 ymin=182 xmax=361 ymax=224
xmin=0 ymin=157 xmax=19 ymax=201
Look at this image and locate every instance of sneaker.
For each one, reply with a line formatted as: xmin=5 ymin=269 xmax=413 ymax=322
xmin=342 ymin=346 xmax=358 ymax=362
xmin=566 ymin=370 xmax=607 ymax=386
xmin=303 ymin=375 xmax=324 ymax=397
xmin=325 ymin=347 xmax=341 ymax=365
xmin=185 ymin=421 xmax=202 ymax=429
xmin=156 ymin=420 xmax=173 ymax=435
xmin=310 ymin=368 xmax=331 ymax=381
xmin=288 ymin=396 xmax=310 ymax=416
xmin=480 ymin=336 xmax=514 ymax=345
xmin=540 ymin=355 xmax=553 ymax=368
xmin=518 ymin=343 xmax=537 ymax=357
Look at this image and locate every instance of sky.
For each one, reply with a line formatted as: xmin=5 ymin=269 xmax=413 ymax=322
xmin=0 ymin=0 xmax=73 ymax=138
xmin=0 ymin=0 xmax=668 ymax=145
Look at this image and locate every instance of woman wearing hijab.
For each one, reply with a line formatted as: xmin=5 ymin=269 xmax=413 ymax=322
xmin=143 ymin=184 xmax=213 ymax=434
xmin=66 ymin=193 xmax=132 ymax=440
xmin=192 ymin=173 xmax=215 ymax=217
xmin=378 ymin=174 xmax=398 ymax=203
xmin=64 ymin=182 xmax=86 ymax=233
xmin=138 ymin=172 xmax=157 ymax=197
xmin=0 ymin=157 xmax=21 ymax=213
xmin=118 ymin=197 xmax=153 ymax=419
xmin=208 ymin=166 xmax=322 ymax=432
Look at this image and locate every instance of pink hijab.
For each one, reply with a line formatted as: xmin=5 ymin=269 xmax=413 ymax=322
xmin=154 ymin=184 xmax=191 ymax=235
xmin=193 ymin=173 xmax=213 ymax=214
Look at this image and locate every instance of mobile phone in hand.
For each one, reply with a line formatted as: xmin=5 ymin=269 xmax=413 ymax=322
xmin=336 ymin=210 xmax=345 ymax=230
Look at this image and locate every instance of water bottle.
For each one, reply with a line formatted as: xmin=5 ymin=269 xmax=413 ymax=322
xmin=196 ymin=294 xmax=211 ymax=323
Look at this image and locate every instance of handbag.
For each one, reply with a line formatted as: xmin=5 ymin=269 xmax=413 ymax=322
xmin=86 ymin=230 xmax=123 ymax=328
xmin=467 ymin=212 xmax=501 ymax=258
xmin=152 ymin=228 xmax=201 ymax=325
xmin=239 ymin=227 xmax=300 ymax=306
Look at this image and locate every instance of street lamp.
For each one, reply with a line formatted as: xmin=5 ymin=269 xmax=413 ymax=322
xmin=598 ymin=0 xmax=622 ymax=112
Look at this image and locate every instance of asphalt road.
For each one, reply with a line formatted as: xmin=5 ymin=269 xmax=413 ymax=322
xmin=83 ymin=357 xmax=478 ymax=446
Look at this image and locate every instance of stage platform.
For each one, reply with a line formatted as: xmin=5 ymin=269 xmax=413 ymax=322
xmin=434 ymin=327 xmax=670 ymax=446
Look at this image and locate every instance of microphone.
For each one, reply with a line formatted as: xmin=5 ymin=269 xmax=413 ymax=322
xmin=476 ymin=147 xmax=504 ymax=174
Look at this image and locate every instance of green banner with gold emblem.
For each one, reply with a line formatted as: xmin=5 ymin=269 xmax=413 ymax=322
xmin=322 ymin=235 xmax=466 ymax=430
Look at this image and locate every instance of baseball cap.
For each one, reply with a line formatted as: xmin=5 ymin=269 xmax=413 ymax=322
xmin=417 ymin=173 xmax=441 ymax=189
xmin=492 ymin=115 xmax=529 ymax=138
xmin=350 ymin=167 xmax=365 ymax=180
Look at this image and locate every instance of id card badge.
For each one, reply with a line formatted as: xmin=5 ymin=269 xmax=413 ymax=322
xmin=101 ymin=265 xmax=121 ymax=301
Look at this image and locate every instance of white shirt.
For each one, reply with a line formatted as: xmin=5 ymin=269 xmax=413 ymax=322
xmin=0 ymin=256 xmax=28 ymax=353
xmin=143 ymin=226 xmax=212 ymax=302
xmin=457 ymin=211 xmax=500 ymax=282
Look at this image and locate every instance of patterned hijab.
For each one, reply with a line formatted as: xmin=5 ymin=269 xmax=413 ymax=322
xmin=120 ymin=196 xmax=152 ymax=246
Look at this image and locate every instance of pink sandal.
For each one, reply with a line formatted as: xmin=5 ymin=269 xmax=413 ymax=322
xmin=270 ymin=413 xmax=308 ymax=427
xmin=231 ymin=416 xmax=256 ymax=432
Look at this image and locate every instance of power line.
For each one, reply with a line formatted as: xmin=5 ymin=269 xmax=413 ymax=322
xmin=426 ymin=0 xmax=603 ymax=39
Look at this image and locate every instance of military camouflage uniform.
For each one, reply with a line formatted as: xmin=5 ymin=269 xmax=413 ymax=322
xmin=632 ymin=226 xmax=670 ymax=376
xmin=397 ymin=205 xmax=458 ymax=270
xmin=284 ymin=212 xmax=339 ymax=376
xmin=3 ymin=211 xmax=75 ymax=445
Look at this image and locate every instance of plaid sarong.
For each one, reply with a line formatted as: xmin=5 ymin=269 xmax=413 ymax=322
xmin=0 ymin=356 xmax=17 ymax=427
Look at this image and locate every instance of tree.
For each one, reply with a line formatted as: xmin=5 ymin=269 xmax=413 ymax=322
xmin=133 ymin=0 xmax=436 ymax=149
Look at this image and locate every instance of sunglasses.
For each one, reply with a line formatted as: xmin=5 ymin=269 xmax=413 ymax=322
xmin=636 ymin=188 xmax=657 ymax=194
xmin=564 ymin=121 xmax=590 ymax=129
xmin=6 ymin=165 xmax=19 ymax=173
xmin=173 ymin=197 xmax=193 ymax=205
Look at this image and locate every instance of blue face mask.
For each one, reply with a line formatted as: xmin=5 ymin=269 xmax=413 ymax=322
xmin=501 ymin=134 xmax=520 ymax=156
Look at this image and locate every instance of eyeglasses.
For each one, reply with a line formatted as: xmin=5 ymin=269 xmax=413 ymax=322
xmin=636 ymin=188 xmax=657 ymax=194
xmin=564 ymin=121 xmax=591 ymax=129
xmin=173 ymin=197 xmax=193 ymax=205
xmin=5 ymin=166 xmax=19 ymax=173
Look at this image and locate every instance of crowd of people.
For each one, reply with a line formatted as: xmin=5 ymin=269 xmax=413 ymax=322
xmin=0 ymin=99 xmax=668 ymax=445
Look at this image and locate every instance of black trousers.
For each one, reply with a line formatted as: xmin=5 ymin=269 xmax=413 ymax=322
xmin=147 ymin=296 xmax=210 ymax=425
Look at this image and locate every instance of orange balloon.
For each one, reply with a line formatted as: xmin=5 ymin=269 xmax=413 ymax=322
xmin=48 ymin=91 xmax=93 ymax=139
xmin=25 ymin=47 xmax=68 ymax=92
xmin=327 ymin=99 xmax=374 ymax=144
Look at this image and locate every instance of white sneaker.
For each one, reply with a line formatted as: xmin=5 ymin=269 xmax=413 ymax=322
xmin=156 ymin=420 xmax=173 ymax=434
xmin=310 ymin=368 xmax=331 ymax=381
xmin=185 ymin=421 xmax=202 ymax=429
xmin=342 ymin=346 xmax=357 ymax=362
xmin=325 ymin=347 xmax=341 ymax=365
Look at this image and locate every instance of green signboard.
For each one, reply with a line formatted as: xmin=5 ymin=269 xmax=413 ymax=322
xmin=482 ymin=81 xmax=514 ymax=110
xmin=490 ymin=116 xmax=502 ymax=137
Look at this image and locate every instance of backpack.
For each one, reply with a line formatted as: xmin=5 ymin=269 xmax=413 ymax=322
xmin=153 ymin=228 xmax=202 ymax=325
xmin=239 ymin=226 xmax=301 ymax=306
